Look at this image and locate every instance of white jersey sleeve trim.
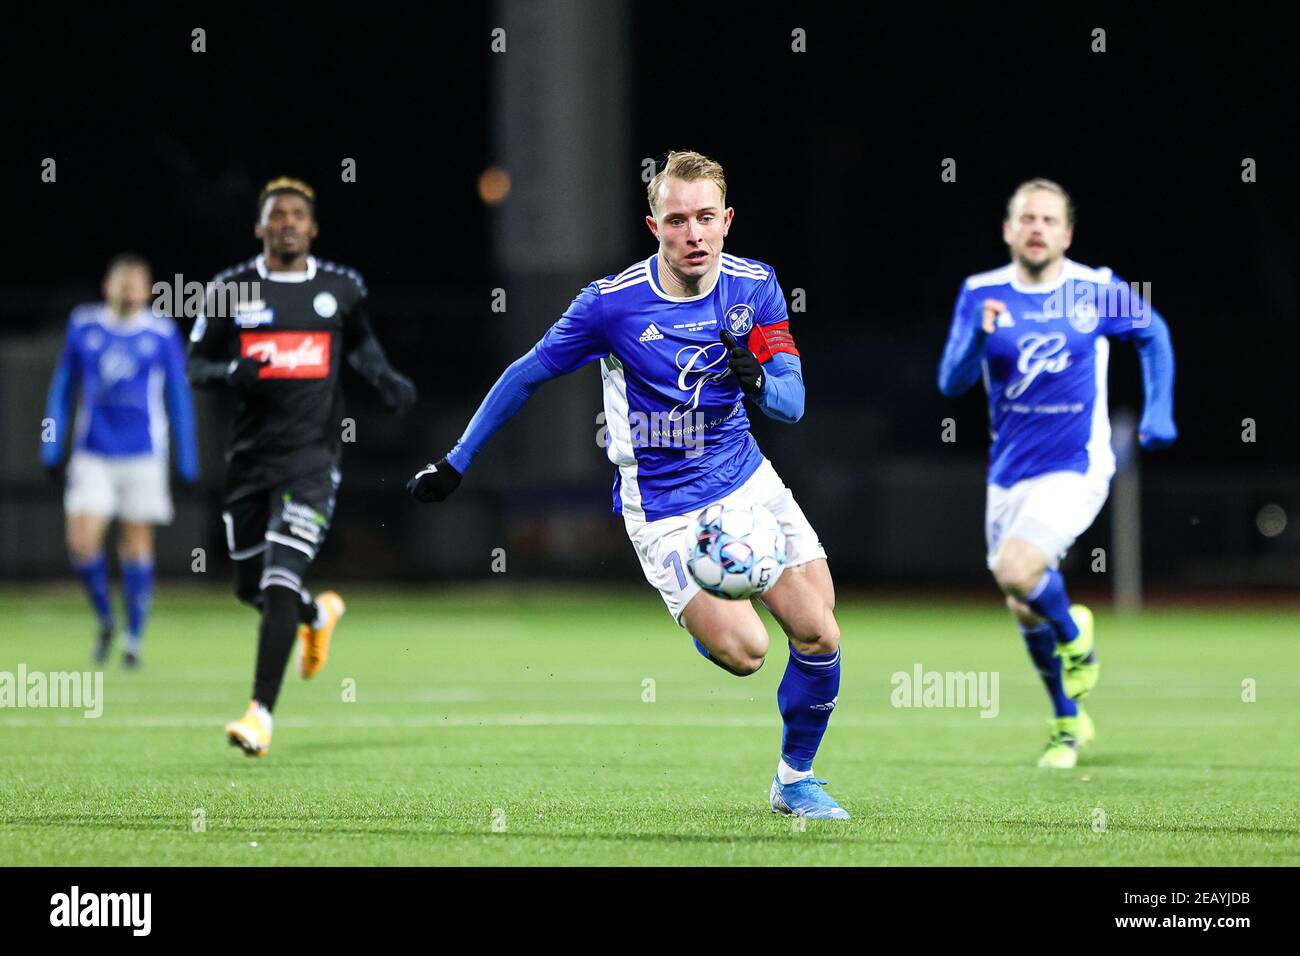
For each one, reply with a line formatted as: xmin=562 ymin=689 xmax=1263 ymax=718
xmin=964 ymin=264 xmax=1016 ymax=290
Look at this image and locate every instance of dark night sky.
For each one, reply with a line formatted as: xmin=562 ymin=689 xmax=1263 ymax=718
xmin=3 ymin=5 xmax=1297 ymax=474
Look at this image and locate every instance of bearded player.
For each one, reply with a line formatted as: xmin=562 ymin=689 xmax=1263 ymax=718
xmin=188 ymin=177 xmax=417 ymax=757
xmin=408 ymin=151 xmax=848 ymax=819
xmin=938 ymin=179 xmax=1177 ymax=768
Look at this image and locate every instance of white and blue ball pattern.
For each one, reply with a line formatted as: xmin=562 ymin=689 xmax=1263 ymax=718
xmin=687 ymin=502 xmax=787 ymax=600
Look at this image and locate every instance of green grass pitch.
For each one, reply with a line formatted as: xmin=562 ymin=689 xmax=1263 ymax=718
xmin=1 ymin=586 xmax=1296 ymax=866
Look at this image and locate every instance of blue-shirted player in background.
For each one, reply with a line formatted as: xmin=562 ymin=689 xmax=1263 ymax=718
xmin=408 ymin=151 xmax=849 ymax=818
xmin=43 ymin=253 xmax=199 ymax=667
xmin=939 ymin=179 xmax=1177 ymax=768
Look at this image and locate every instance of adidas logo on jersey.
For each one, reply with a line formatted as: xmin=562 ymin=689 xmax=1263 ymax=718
xmin=638 ymin=323 xmax=664 ymax=342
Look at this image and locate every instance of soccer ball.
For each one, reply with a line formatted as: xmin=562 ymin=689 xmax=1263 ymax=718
xmin=687 ymin=502 xmax=787 ymax=600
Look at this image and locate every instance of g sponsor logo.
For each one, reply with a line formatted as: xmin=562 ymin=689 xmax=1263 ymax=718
xmin=1005 ymin=332 xmax=1071 ymax=399
xmin=669 ymin=343 xmax=730 ymax=421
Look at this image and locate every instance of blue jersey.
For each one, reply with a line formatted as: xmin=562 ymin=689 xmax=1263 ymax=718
xmin=533 ymin=253 xmax=801 ymax=522
xmin=43 ymin=304 xmax=198 ymax=479
xmin=939 ymin=258 xmax=1175 ymax=488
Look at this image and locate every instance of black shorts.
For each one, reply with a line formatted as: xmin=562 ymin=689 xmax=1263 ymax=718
xmin=221 ymin=465 xmax=340 ymax=593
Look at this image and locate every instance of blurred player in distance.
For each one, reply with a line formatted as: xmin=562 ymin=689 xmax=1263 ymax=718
xmin=938 ymin=179 xmax=1177 ymax=768
xmin=187 ymin=177 xmax=417 ymax=757
xmin=42 ymin=253 xmax=199 ymax=667
xmin=408 ymin=150 xmax=850 ymax=818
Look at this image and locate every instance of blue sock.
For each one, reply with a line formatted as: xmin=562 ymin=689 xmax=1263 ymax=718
xmin=1025 ymin=568 xmax=1080 ymax=644
xmin=777 ymin=644 xmax=841 ymax=773
xmin=72 ymin=554 xmax=114 ymax=631
xmin=121 ymin=559 xmax=154 ymax=652
xmin=1021 ymin=622 xmax=1077 ymax=718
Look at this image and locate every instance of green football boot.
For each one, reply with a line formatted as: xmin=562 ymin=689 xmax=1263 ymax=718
xmin=1057 ymin=604 xmax=1099 ymax=700
xmin=1036 ymin=707 xmax=1095 ymax=769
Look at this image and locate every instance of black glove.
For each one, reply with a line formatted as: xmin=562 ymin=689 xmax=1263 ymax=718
xmin=45 ymin=463 xmax=66 ymax=487
xmin=226 ymin=357 xmax=269 ymax=393
xmin=407 ymin=458 xmax=462 ymax=503
xmin=720 ymin=328 xmax=764 ymax=396
xmin=377 ymin=369 xmax=418 ymax=414
xmin=173 ymin=475 xmax=200 ymax=502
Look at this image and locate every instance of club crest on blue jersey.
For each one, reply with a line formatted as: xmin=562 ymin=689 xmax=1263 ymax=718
xmin=99 ymin=346 xmax=139 ymax=387
xmin=1068 ymin=300 xmax=1099 ymax=334
xmin=725 ymin=304 xmax=754 ymax=336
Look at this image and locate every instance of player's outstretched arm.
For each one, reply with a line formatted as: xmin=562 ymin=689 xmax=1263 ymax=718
xmin=163 ymin=327 xmax=200 ymax=484
xmin=754 ymin=353 xmax=805 ymax=422
xmin=407 ymin=347 xmax=560 ymax=503
xmin=1106 ymin=277 xmax=1177 ymax=451
xmin=343 ymin=309 xmax=417 ymax=414
xmin=1131 ymin=313 xmax=1177 ymax=450
xmin=720 ymin=328 xmax=804 ymax=423
xmin=937 ymin=292 xmax=998 ymax=398
xmin=41 ymin=323 xmax=79 ymax=476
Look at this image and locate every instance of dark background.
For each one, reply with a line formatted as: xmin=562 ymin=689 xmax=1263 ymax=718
xmin=1 ymin=4 xmax=1296 ymax=594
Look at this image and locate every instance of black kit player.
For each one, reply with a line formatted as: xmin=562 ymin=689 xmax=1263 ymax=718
xmin=187 ymin=177 xmax=417 ymax=756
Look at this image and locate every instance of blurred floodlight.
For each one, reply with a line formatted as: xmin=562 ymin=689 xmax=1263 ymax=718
xmin=478 ymin=166 xmax=511 ymax=205
xmin=1256 ymin=503 xmax=1287 ymax=538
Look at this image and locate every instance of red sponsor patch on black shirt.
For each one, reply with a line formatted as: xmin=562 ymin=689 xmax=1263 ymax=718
xmin=240 ymin=331 xmax=332 ymax=379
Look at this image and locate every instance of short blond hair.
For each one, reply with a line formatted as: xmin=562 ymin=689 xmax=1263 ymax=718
xmin=646 ymin=150 xmax=727 ymax=215
xmin=1006 ymin=178 xmax=1074 ymax=226
xmin=258 ymin=176 xmax=316 ymax=215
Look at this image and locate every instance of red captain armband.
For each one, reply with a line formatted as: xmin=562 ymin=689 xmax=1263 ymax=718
xmin=749 ymin=320 xmax=800 ymax=363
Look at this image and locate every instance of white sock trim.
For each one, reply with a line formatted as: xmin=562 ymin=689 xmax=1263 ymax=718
xmin=777 ymin=759 xmax=815 ymax=786
xmin=1025 ymin=569 xmax=1052 ymax=602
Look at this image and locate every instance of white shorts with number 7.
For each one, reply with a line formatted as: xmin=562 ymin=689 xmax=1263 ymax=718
xmin=623 ymin=457 xmax=827 ymax=625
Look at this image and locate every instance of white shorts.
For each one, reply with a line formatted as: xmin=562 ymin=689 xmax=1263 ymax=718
xmin=624 ymin=458 xmax=827 ymax=625
xmin=64 ymin=452 xmax=174 ymax=525
xmin=985 ymin=469 xmax=1110 ymax=570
